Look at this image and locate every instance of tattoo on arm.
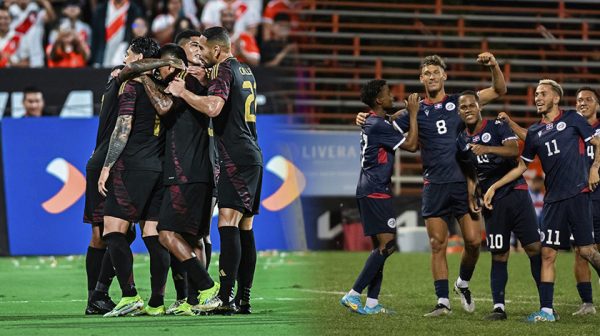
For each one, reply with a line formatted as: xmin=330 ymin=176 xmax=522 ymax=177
xmin=103 ymin=115 xmax=133 ymax=169
xmin=119 ymin=59 xmax=171 ymax=82
xmin=141 ymin=76 xmax=173 ymax=115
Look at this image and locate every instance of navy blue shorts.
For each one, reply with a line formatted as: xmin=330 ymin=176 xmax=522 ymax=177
xmin=357 ymin=197 xmax=397 ymax=236
xmin=482 ymin=189 xmax=540 ymax=253
xmin=541 ymin=193 xmax=594 ymax=250
xmin=593 ymin=199 xmax=600 ymax=244
xmin=422 ymin=182 xmax=469 ymax=219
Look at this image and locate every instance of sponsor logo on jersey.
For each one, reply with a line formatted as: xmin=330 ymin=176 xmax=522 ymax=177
xmin=445 ymin=102 xmax=456 ymax=111
xmin=556 ymin=121 xmax=566 ymax=131
xmin=482 ymin=132 xmax=491 ymax=143
xmin=387 ymin=218 xmax=396 ymax=228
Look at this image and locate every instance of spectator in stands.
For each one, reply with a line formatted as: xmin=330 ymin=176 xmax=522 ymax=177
xmin=261 ymin=12 xmax=295 ymax=67
xmin=151 ymin=0 xmax=186 ymax=45
xmin=221 ymin=6 xmax=260 ymax=66
xmin=49 ymin=1 xmax=91 ymax=48
xmin=0 ymin=5 xmax=23 ymax=68
xmin=22 ymin=86 xmax=45 ymax=117
xmin=90 ymin=0 xmax=143 ymax=67
xmin=201 ymin=0 xmax=261 ymax=35
xmin=131 ymin=16 xmax=148 ymax=38
xmin=262 ymin=0 xmax=298 ymax=41
xmin=8 ymin=0 xmax=56 ymax=67
xmin=172 ymin=16 xmax=194 ymax=42
xmin=46 ymin=26 xmax=89 ymax=68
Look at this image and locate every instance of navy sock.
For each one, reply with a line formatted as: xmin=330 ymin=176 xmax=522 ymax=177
xmin=529 ymin=253 xmax=542 ymax=286
xmin=181 ymin=257 xmax=214 ymax=292
xmin=577 ymin=282 xmax=593 ymax=304
xmin=459 ymin=264 xmax=475 ymax=282
xmin=104 ymin=232 xmax=137 ymax=297
xmin=352 ymin=249 xmax=389 ymax=293
xmin=434 ymin=279 xmax=449 ymax=299
xmin=236 ymin=229 xmax=257 ymax=304
xmin=143 ymin=236 xmax=170 ymax=307
xmin=170 ymin=254 xmax=187 ymax=300
xmin=366 ymin=266 xmax=384 ymax=299
xmin=539 ymin=282 xmax=554 ymax=309
xmin=490 ymin=259 xmax=508 ymax=305
xmin=218 ymin=227 xmax=241 ymax=303
xmin=85 ymin=246 xmax=105 ymax=300
xmin=205 ymin=241 xmax=212 ymax=270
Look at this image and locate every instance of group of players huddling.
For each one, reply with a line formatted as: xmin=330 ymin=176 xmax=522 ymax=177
xmin=343 ymin=52 xmax=600 ymax=322
xmin=83 ymin=26 xmax=263 ymax=317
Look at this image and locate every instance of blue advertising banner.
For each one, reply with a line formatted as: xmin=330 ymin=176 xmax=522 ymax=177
xmin=1 ymin=116 xmax=305 ymax=255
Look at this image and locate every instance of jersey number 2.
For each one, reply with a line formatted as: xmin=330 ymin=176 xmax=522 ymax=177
xmin=243 ymin=80 xmax=257 ymax=122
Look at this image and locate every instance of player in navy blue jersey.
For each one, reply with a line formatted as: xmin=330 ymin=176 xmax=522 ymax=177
xmin=456 ymin=91 xmax=542 ymax=320
xmin=359 ymin=53 xmax=507 ymax=316
xmin=571 ymin=87 xmax=600 ymax=316
xmin=340 ymin=79 xmax=419 ymax=315
xmin=483 ymin=80 xmax=600 ymax=322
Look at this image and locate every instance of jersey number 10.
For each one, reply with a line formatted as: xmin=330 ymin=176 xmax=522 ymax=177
xmin=243 ymin=80 xmax=257 ymax=122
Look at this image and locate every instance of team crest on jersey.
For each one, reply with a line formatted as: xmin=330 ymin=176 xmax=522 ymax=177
xmin=434 ymin=103 xmax=442 ymax=110
xmin=556 ymin=122 xmax=566 ymax=131
xmin=445 ymin=102 xmax=456 ymax=111
xmin=424 ymin=109 xmax=430 ymax=116
xmin=387 ymin=218 xmax=397 ymax=228
xmin=482 ymin=133 xmax=491 ymax=143
xmin=546 ymin=123 xmax=554 ymax=131
xmin=472 ymin=135 xmax=480 ymax=143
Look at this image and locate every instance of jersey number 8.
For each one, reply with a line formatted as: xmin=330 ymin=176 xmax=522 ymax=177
xmin=436 ymin=120 xmax=447 ymax=134
xmin=243 ymin=80 xmax=257 ymax=122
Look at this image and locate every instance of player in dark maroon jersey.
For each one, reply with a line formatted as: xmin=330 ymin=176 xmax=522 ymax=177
xmin=484 ymin=80 xmax=600 ymax=322
xmin=167 ymin=26 xmax=262 ymax=314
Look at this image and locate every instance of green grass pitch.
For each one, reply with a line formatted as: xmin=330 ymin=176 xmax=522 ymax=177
xmin=1 ymin=251 xmax=600 ymax=335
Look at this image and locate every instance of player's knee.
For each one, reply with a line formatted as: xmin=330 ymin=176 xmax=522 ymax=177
xmin=578 ymin=246 xmax=598 ymax=261
xmin=523 ymin=241 xmax=541 ymax=256
xmin=158 ymin=231 xmax=173 ymax=247
xmin=491 ymin=251 xmax=509 ymax=262
xmin=378 ymin=238 xmax=397 ymax=257
xmin=541 ymin=249 xmax=557 ymax=264
xmin=429 ymin=237 xmax=447 ymax=254
xmin=463 ymin=236 xmax=481 ymax=252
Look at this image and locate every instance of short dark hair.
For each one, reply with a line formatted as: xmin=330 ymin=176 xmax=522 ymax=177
xmin=421 ymin=55 xmax=446 ymax=71
xmin=576 ymin=86 xmax=600 ymax=103
xmin=159 ymin=43 xmax=188 ymax=66
xmin=23 ymin=86 xmax=42 ymax=99
xmin=273 ymin=12 xmax=291 ymax=23
xmin=130 ymin=37 xmax=160 ymax=58
xmin=174 ymin=29 xmax=202 ymax=45
xmin=201 ymin=26 xmax=230 ymax=48
xmin=360 ymin=79 xmax=387 ymax=109
xmin=458 ymin=90 xmax=479 ymax=102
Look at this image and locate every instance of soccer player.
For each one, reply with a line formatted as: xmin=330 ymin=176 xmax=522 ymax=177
xmin=357 ymin=53 xmax=506 ymax=316
xmin=84 ymin=37 xmax=185 ymax=315
xmin=340 ymin=80 xmax=419 ymax=314
xmin=483 ymin=79 xmax=600 ymax=322
xmin=139 ymin=43 xmax=220 ymax=316
xmin=96 ymin=38 xmax=170 ymax=317
xmin=456 ymin=91 xmax=542 ymax=320
xmin=571 ymin=87 xmax=600 ymax=316
xmin=167 ymin=26 xmax=263 ymax=314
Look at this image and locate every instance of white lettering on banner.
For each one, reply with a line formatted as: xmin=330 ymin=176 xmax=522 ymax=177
xmin=317 ymin=211 xmax=343 ymax=239
xmin=301 ymin=145 xmax=358 ymax=160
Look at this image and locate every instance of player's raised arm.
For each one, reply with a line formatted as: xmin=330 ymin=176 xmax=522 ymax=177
xmin=356 ymin=112 xmax=369 ymax=126
xmin=470 ymin=139 xmax=519 ymax=158
xmin=118 ymin=58 xmax=185 ymax=82
xmin=483 ymin=158 xmax=528 ymax=209
xmin=167 ymin=76 xmax=225 ymax=117
xmin=140 ymin=75 xmax=174 ymax=116
xmin=497 ymin=112 xmax=527 ymax=141
xmin=398 ymin=93 xmax=419 ymax=152
xmin=476 ymin=52 xmax=507 ymax=105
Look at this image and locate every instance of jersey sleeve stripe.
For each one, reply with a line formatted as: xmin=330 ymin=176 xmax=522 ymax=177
xmin=393 ymin=137 xmax=406 ymax=150
xmin=585 ymin=136 xmax=593 ymax=142
xmin=502 ymin=136 xmax=518 ymax=143
xmin=392 ymin=120 xmax=405 ymax=134
xmin=521 ymin=155 xmax=534 ymax=163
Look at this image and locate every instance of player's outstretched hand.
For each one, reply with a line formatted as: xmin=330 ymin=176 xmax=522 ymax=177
xmin=477 ymin=52 xmax=497 ymax=67
xmin=356 ymin=112 xmax=369 ymax=126
xmin=187 ymin=65 xmax=207 ymax=83
xmin=98 ymin=167 xmax=110 ymax=197
xmin=589 ymin=165 xmax=600 ymax=191
xmin=469 ymin=144 xmax=488 ymax=156
xmin=111 ymin=69 xmax=122 ymax=78
xmin=168 ymin=58 xmax=186 ymax=70
xmin=406 ymin=93 xmax=419 ymax=115
xmin=166 ymin=77 xmax=186 ymax=97
xmin=483 ymin=187 xmax=495 ymax=210
xmin=497 ymin=111 xmax=512 ymax=123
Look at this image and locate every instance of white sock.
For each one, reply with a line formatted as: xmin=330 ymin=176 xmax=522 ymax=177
xmin=366 ymin=298 xmax=378 ymax=308
xmin=541 ymin=307 xmax=553 ymax=315
xmin=348 ymin=289 xmax=360 ymax=296
xmin=438 ymin=297 xmax=450 ymax=307
xmin=493 ymin=303 xmax=505 ymax=311
xmin=456 ymin=276 xmax=469 ymax=288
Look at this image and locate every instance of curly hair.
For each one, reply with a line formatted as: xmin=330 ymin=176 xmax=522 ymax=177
xmin=360 ymin=79 xmax=387 ymax=108
xmin=130 ymin=37 xmax=160 ymax=59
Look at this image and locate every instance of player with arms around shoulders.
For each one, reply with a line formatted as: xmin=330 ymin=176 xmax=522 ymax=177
xmin=340 ymin=79 xmax=419 ymax=315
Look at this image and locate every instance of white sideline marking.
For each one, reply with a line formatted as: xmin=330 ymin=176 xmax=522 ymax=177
xmin=0 ymin=297 xmax=312 ymax=304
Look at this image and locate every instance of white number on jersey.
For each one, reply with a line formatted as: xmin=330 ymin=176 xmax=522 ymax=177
xmin=476 ymin=154 xmax=490 ymax=164
xmin=360 ymin=132 xmax=368 ymax=168
xmin=487 ymin=234 xmax=503 ymax=249
xmin=436 ymin=120 xmax=447 ymax=135
xmin=546 ymin=229 xmax=560 ymax=245
xmin=544 ymin=139 xmax=560 ymax=156
xmin=588 ymin=145 xmax=594 ymax=160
